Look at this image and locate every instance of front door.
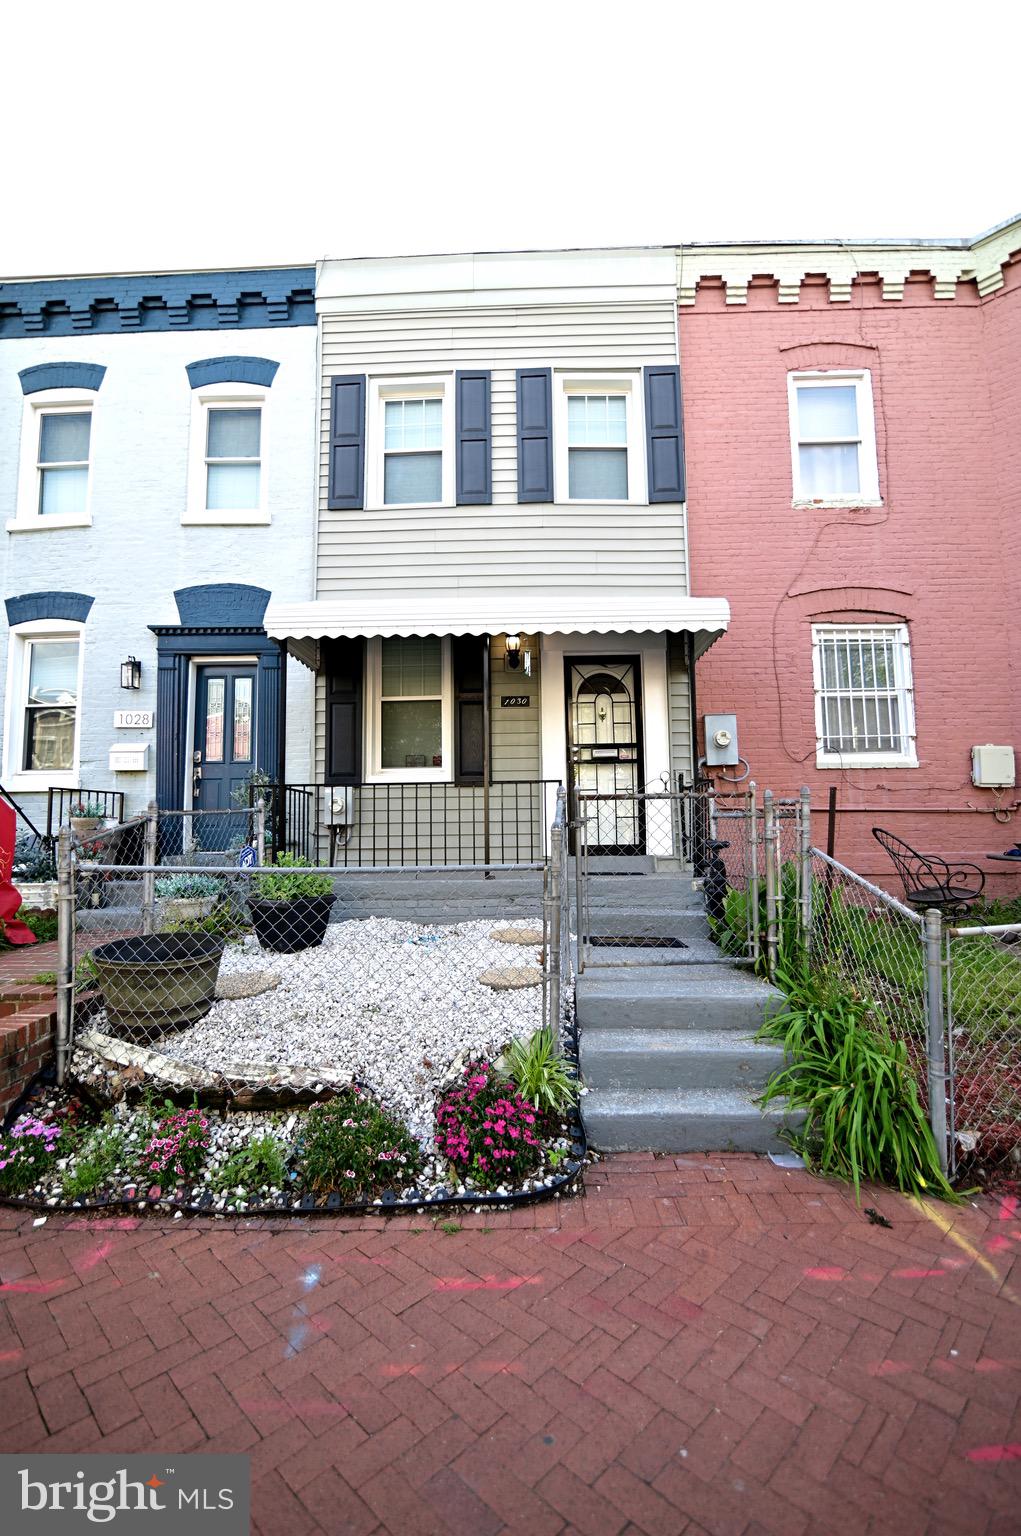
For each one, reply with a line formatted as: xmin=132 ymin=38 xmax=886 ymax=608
xmin=193 ymin=665 xmax=257 ymax=846
xmin=566 ymin=657 xmax=643 ymax=853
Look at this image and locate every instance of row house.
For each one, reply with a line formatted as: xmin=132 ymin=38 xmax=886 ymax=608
xmin=263 ymin=249 xmax=728 ymax=863
xmin=0 ymin=267 xmax=318 ymax=836
xmin=677 ymin=214 xmax=1021 ymax=890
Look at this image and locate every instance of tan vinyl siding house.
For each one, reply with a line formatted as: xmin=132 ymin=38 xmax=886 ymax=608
xmin=265 ymin=248 xmax=728 ymax=865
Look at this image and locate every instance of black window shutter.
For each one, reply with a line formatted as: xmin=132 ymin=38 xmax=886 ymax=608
xmin=516 ymin=367 xmax=553 ymax=502
xmin=643 ymin=365 xmax=685 ymax=502
xmin=455 ymin=371 xmax=492 ymax=505
xmin=323 ymin=637 xmax=363 ymax=785
xmin=453 ymin=635 xmax=485 ymax=784
xmin=327 ymin=375 xmax=366 ymax=510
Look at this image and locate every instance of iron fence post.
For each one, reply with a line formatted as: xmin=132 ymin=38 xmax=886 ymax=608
xmin=141 ymin=800 xmax=158 ymax=935
xmin=763 ymin=789 xmax=778 ymax=979
xmin=255 ymin=798 xmax=267 ymax=865
xmin=923 ymin=906 xmax=949 ymax=1175
xmin=574 ymin=799 xmax=587 ymax=975
xmin=55 ymin=827 xmax=74 ymax=1086
xmin=747 ymin=781 xmax=759 ymax=965
xmin=799 ymin=785 xmax=812 ymax=954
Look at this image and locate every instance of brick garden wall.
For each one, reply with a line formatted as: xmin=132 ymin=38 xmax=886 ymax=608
xmin=0 ymin=941 xmax=58 ymax=1122
xmin=681 ymin=259 xmax=1021 ymax=890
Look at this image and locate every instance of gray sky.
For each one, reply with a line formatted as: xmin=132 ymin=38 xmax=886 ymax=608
xmin=3 ymin=0 xmax=1016 ymax=278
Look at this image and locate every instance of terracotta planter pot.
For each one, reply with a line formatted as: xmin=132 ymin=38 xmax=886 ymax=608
xmin=91 ymin=932 xmax=225 ymax=1040
xmin=156 ymin=895 xmax=218 ymax=931
xmin=71 ymin=817 xmax=103 ymax=838
xmin=249 ymin=894 xmax=335 ymax=953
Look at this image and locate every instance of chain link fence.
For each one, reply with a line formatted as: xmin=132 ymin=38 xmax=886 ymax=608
xmin=945 ymin=921 xmax=1021 ymax=1175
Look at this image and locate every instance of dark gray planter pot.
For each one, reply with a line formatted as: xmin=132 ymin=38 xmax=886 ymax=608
xmin=91 ymin=933 xmax=225 ymax=1040
xmin=249 ymin=894 xmax=335 ymax=953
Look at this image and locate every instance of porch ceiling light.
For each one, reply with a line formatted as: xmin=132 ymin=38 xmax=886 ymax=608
xmin=505 ymin=634 xmax=522 ymax=670
xmin=120 ymin=655 xmax=142 ymax=690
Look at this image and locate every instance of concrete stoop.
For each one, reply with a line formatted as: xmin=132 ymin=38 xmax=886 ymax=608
xmin=577 ymin=902 xmax=797 ymax=1155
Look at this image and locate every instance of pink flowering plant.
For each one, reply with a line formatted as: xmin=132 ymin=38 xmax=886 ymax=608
xmin=300 ymin=1088 xmax=422 ymax=1198
xmin=0 ymin=1114 xmax=64 ymax=1194
xmin=142 ymin=1104 xmax=210 ymax=1183
xmin=434 ymin=1061 xmax=544 ymax=1190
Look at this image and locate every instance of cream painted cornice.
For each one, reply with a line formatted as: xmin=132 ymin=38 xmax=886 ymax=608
xmin=676 ymin=214 xmax=1021 ymax=305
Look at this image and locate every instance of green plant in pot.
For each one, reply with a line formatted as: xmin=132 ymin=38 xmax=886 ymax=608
xmin=248 ymin=854 xmax=335 ymax=953
xmin=69 ymin=800 xmax=106 ymax=838
xmin=155 ymin=873 xmax=222 ymax=930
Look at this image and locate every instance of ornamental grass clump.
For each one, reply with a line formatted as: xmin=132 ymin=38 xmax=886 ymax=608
xmin=0 ymin=1114 xmax=63 ymax=1193
xmin=435 ymin=1061 xmax=544 ymax=1191
xmin=142 ymin=1105 xmax=211 ymax=1183
xmin=500 ymin=1027 xmax=578 ymax=1119
xmin=300 ymin=1089 xmax=422 ymax=1199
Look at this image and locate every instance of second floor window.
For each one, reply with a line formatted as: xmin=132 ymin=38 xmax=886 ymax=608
xmin=383 ymin=396 xmax=443 ymax=505
xmin=567 ymin=393 xmax=628 ymax=500
xmin=205 ymin=407 xmax=262 ymax=510
xmin=789 ymin=372 xmax=879 ymax=503
xmin=38 ymin=409 xmax=91 ymax=516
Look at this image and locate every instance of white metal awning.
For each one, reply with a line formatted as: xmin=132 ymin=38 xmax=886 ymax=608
xmin=264 ymin=590 xmax=730 ymax=657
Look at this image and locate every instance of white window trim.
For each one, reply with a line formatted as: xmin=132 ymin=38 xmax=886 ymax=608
xmin=2 ymin=619 xmax=85 ymax=791
xmin=553 ymin=370 xmax=646 ymax=506
xmin=811 ymin=622 xmax=918 ymax=769
xmin=184 ymin=382 xmax=270 ymax=525
xmin=9 ymin=388 xmax=96 ymax=532
xmin=788 ymin=370 xmax=881 ymax=507
xmin=364 ymin=636 xmax=453 ymax=782
xmin=366 ymin=375 xmax=454 ymax=511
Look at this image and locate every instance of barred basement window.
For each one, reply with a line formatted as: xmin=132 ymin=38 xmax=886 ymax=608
xmin=811 ymin=624 xmax=917 ymax=768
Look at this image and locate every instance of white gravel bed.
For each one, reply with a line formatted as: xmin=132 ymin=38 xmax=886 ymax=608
xmin=157 ymin=918 xmax=543 ymax=1144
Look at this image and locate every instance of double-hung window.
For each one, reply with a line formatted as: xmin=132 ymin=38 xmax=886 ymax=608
xmin=38 ymin=410 xmax=92 ymax=516
xmin=554 ymin=374 xmax=643 ymax=503
xmin=812 ymin=624 xmax=917 ymax=767
xmin=367 ymin=636 xmax=452 ymax=779
xmin=789 ymin=372 xmax=879 ymax=504
xmin=3 ymin=623 xmax=84 ymax=788
xmin=205 ymin=406 xmax=261 ymax=510
xmin=384 ymin=397 xmax=443 ymax=505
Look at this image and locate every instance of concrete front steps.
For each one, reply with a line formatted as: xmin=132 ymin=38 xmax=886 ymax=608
xmin=577 ymin=905 xmax=795 ymax=1154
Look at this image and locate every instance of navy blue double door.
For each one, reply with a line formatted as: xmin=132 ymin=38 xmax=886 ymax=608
xmin=193 ymin=664 xmax=257 ymax=845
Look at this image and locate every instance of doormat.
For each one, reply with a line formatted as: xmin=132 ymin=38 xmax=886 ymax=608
xmin=589 ymin=935 xmax=687 ymax=949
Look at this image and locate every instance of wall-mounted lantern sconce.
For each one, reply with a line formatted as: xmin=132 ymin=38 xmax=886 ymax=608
xmin=505 ymin=634 xmax=522 ymax=670
xmin=120 ymin=656 xmax=142 ymax=690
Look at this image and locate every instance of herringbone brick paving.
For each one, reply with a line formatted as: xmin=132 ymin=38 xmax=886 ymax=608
xmin=1 ymin=1155 xmax=1019 ymax=1535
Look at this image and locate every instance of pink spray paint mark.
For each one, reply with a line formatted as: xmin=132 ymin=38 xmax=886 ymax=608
xmin=74 ymin=1241 xmax=114 ymax=1273
xmin=0 ymin=1349 xmax=23 ymax=1361
xmin=985 ymin=1236 xmax=1014 ymax=1254
xmin=803 ymin=1266 xmax=848 ymax=1281
xmin=965 ymin=1443 xmax=1021 ymax=1463
xmin=434 ymin=1275 xmax=541 ymax=1292
xmin=996 ymin=1196 xmax=1018 ymax=1222
xmin=0 ymin=1279 xmax=64 ymax=1294
xmin=869 ymin=1360 xmax=912 ymax=1377
xmin=892 ymin=1267 xmax=947 ymax=1279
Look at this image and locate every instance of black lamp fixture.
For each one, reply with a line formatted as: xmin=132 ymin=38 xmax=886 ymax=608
xmin=505 ymin=634 xmax=522 ymax=670
xmin=120 ymin=656 xmax=142 ymax=690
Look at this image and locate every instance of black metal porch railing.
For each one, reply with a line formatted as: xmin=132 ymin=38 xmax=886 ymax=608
xmin=46 ymin=787 xmax=127 ymax=843
xmin=256 ymin=781 xmax=562 ymax=865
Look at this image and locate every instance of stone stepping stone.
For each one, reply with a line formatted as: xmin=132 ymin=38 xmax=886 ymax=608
xmin=489 ymin=927 xmax=543 ymax=945
xmin=478 ymin=966 xmax=543 ymax=990
xmin=216 ymin=970 xmax=280 ymax=1000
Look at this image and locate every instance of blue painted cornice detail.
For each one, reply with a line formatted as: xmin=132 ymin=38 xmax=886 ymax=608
xmin=185 ymin=356 xmax=280 ymax=389
xmin=5 ymin=590 xmax=95 ymax=625
xmin=0 ymin=268 xmax=315 ymax=340
xmin=173 ymin=584 xmax=270 ymax=628
xmin=19 ymin=361 xmax=106 ymax=394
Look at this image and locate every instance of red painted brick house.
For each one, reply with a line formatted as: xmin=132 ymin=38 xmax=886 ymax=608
xmin=678 ymin=214 xmax=1021 ymax=891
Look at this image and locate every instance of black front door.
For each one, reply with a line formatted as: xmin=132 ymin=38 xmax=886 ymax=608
xmin=193 ymin=665 xmax=256 ymax=843
xmin=565 ymin=656 xmax=645 ymax=854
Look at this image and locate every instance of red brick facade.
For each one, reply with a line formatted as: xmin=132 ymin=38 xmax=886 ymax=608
xmin=681 ymin=253 xmax=1021 ymax=889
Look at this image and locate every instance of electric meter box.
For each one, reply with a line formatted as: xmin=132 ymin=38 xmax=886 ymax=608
xmin=971 ymin=744 xmax=1016 ymax=788
xmin=704 ymin=713 xmax=739 ymax=767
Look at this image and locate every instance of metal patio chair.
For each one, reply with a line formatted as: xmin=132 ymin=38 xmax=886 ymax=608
xmin=872 ymin=827 xmax=986 ymax=914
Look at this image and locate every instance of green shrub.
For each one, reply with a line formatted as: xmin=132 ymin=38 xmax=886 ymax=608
xmin=155 ymin=874 xmax=222 ymax=900
xmin=165 ymin=905 xmax=249 ymax=943
xmin=300 ymin=1089 xmax=421 ymax=1197
xmin=710 ymin=862 xmax=805 ymax=974
xmin=499 ymin=1027 xmax=578 ymax=1119
xmin=0 ymin=907 xmax=59 ymax=950
xmin=62 ymin=1115 xmax=125 ymax=1201
xmin=758 ymin=965 xmax=957 ymax=1202
xmin=251 ymin=854 xmax=333 ymax=902
xmin=13 ymin=835 xmax=56 ymax=882
xmin=212 ymin=1133 xmax=289 ymax=1193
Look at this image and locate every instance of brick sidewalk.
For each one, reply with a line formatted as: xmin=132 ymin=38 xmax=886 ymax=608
xmin=1 ymin=1156 xmax=1018 ymax=1535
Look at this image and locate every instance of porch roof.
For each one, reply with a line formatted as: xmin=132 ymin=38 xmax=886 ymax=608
xmin=264 ymin=590 xmax=730 ymax=654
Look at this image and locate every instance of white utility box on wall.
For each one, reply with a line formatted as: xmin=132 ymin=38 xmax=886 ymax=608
xmin=108 ymin=744 xmax=149 ymax=773
xmin=971 ymin=744 xmax=1015 ymax=788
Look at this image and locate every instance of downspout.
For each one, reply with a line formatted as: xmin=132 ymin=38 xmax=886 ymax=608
xmin=686 ymin=629 xmax=699 ymax=789
xmin=483 ymin=635 xmax=492 ymax=868
xmin=276 ymin=638 xmax=288 ymax=859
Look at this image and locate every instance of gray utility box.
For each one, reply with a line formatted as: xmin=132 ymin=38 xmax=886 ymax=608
xmin=704 ymin=713 xmax=739 ymax=767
